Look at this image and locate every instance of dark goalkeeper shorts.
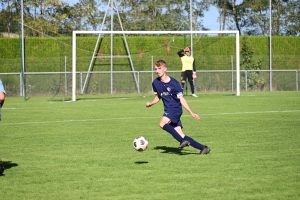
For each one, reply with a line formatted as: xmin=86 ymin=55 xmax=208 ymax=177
xmin=181 ymin=70 xmax=193 ymax=83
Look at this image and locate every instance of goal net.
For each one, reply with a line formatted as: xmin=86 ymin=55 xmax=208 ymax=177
xmin=19 ymin=24 xmax=73 ymax=101
xmin=72 ymin=31 xmax=240 ymax=101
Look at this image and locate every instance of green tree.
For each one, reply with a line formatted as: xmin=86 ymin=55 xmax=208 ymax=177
xmin=102 ymin=0 xmax=210 ymax=31
xmin=284 ymin=0 xmax=300 ymax=35
xmin=0 ymin=0 xmax=20 ymax=33
xmin=215 ymin=0 xmax=299 ymax=36
xmin=0 ymin=0 xmax=298 ymax=36
xmin=273 ymin=0 xmax=300 ymax=35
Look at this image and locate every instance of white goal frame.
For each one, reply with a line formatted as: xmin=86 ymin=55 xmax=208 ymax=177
xmin=72 ymin=30 xmax=240 ymax=101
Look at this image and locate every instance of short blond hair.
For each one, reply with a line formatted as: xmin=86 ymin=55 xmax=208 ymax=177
xmin=155 ymin=60 xmax=167 ymax=68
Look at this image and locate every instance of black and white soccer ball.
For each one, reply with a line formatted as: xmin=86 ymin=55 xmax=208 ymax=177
xmin=133 ymin=136 xmax=148 ymax=151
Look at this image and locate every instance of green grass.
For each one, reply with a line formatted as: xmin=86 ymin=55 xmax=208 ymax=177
xmin=1 ymin=92 xmax=300 ymax=199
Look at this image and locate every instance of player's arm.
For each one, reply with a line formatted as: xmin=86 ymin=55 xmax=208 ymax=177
xmin=179 ymin=95 xmax=200 ymax=120
xmin=193 ymin=58 xmax=196 ymax=72
xmin=146 ymin=93 xmax=160 ymax=108
xmin=177 ymin=49 xmax=184 ymax=57
xmin=192 ymin=58 xmax=197 ymax=78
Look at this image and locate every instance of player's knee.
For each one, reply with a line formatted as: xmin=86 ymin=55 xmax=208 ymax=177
xmin=0 ymin=92 xmax=5 ymax=100
xmin=159 ymin=122 xmax=165 ymax=129
xmin=0 ymin=93 xmax=4 ymax=101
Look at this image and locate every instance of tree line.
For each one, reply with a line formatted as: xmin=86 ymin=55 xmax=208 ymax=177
xmin=0 ymin=0 xmax=299 ymax=36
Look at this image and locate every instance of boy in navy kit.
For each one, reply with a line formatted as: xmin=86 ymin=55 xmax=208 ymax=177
xmin=145 ymin=60 xmax=210 ymax=155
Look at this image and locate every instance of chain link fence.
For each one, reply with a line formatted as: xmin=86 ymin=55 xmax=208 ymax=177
xmin=1 ymin=70 xmax=299 ymax=99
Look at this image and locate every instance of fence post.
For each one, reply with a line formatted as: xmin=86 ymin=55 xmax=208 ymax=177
xmin=80 ymin=72 xmax=83 ymax=94
xmin=245 ymin=70 xmax=248 ymax=92
xmin=296 ymin=70 xmax=299 ymax=91
xmin=19 ymin=73 xmax=22 ymax=96
xmin=65 ymin=56 xmax=68 ymax=96
xmin=231 ymin=55 xmax=233 ymax=92
xmin=138 ymin=71 xmax=140 ymax=93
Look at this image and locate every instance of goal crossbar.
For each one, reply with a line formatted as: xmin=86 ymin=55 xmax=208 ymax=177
xmin=72 ymin=30 xmax=240 ymax=101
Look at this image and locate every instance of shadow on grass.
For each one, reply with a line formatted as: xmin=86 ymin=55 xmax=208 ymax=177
xmin=0 ymin=161 xmax=18 ymax=176
xmin=47 ymin=96 xmax=135 ymax=102
xmin=76 ymin=96 xmax=133 ymax=101
xmin=48 ymin=99 xmax=72 ymax=102
xmin=154 ymin=146 xmax=197 ymax=155
xmin=222 ymin=93 xmax=235 ymax=96
xmin=135 ymin=161 xmax=149 ymax=164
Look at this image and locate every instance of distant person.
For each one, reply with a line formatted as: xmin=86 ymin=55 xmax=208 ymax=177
xmin=0 ymin=79 xmax=5 ymax=108
xmin=0 ymin=79 xmax=5 ymax=174
xmin=177 ymin=47 xmax=198 ymax=97
xmin=145 ymin=60 xmax=210 ymax=155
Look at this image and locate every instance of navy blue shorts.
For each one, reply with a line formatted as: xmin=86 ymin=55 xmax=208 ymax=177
xmin=163 ymin=108 xmax=183 ymax=128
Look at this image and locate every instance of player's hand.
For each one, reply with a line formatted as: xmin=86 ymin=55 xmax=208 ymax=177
xmin=193 ymin=72 xmax=197 ymax=78
xmin=191 ymin=113 xmax=200 ymax=120
xmin=146 ymin=102 xmax=152 ymax=108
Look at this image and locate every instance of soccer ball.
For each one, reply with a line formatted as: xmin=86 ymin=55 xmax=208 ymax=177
xmin=133 ymin=136 xmax=148 ymax=151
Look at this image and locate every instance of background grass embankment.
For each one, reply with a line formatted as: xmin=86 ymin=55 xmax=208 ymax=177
xmin=0 ymin=36 xmax=299 ymax=73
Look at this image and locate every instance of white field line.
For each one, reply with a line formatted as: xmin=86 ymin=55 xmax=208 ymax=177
xmin=1 ymin=110 xmax=300 ymax=125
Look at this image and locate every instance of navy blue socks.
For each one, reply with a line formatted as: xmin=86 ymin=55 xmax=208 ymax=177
xmin=162 ymin=124 xmax=204 ymax=150
xmin=162 ymin=124 xmax=183 ymax=142
xmin=183 ymin=135 xmax=204 ymax=150
xmin=181 ymin=82 xmax=185 ymax=90
xmin=190 ymin=84 xmax=195 ymax=94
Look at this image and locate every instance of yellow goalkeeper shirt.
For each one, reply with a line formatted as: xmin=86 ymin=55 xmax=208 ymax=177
xmin=180 ymin=55 xmax=195 ymax=71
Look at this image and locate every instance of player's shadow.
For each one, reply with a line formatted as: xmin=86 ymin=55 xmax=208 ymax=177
xmin=0 ymin=161 xmax=18 ymax=176
xmin=154 ymin=146 xmax=197 ymax=155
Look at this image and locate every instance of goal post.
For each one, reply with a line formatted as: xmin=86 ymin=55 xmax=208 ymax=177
xmin=72 ymin=30 xmax=240 ymax=101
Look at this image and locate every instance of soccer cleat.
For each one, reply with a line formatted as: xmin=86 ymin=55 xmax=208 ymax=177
xmin=199 ymin=146 xmax=210 ymax=155
xmin=0 ymin=158 xmax=4 ymax=175
xmin=178 ymin=140 xmax=190 ymax=150
xmin=192 ymin=94 xmax=198 ymax=97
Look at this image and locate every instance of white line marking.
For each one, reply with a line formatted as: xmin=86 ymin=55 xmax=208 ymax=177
xmin=1 ymin=110 xmax=300 ymax=125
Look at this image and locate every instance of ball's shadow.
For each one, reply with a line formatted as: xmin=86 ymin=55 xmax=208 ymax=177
xmin=134 ymin=161 xmax=149 ymax=164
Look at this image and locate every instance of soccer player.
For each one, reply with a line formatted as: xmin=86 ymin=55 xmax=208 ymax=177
xmin=0 ymin=79 xmax=5 ymax=108
xmin=145 ymin=60 xmax=210 ymax=155
xmin=177 ymin=47 xmax=198 ymax=97
xmin=0 ymin=79 xmax=5 ymax=174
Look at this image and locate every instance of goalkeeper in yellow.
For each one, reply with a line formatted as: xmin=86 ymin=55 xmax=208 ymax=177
xmin=177 ymin=47 xmax=198 ymax=97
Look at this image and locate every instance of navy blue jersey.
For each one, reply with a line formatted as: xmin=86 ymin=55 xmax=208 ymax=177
xmin=152 ymin=77 xmax=183 ymax=123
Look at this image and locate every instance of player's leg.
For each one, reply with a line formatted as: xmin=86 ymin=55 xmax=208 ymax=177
xmin=174 ymin=125 xmax=185 ymax=138
xmin=0 ymin=92 xmax=4 ymax=107
xmin=186 ymin=71 xmax=197 ymax=97
xmin=180 ymin=72 xmax=186 ymax=90
xmin=0 ymin=158 xmax=4 ymax=175
xmin=174 ymin=122 xmax=209 ymax=154
xmin=0 ymin=90 xmax=5 ymax=121
xmin=0 ymin=80 xmax=5 ymax=107
xmin=174 ymin=126 xmax=190 ymax=149
xmin=159 ymin=116 xmax=184 ymax=143
xmin=179 ymin=135 xmax=210 ymax=155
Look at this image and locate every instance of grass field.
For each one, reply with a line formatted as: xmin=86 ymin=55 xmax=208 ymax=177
xmin=1 ymin=91 xmax=299 ymax=200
